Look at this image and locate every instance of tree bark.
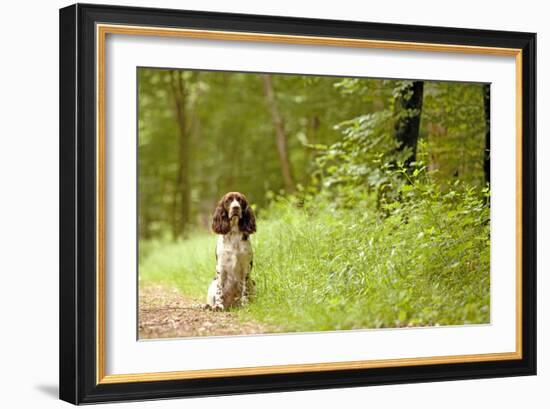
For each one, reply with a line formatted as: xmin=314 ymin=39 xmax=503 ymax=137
xmin=262 ymin=74 xmax=295 ymax=192
xmin=394 ymin=81 xmax=424 ymax=170
xmin=169 ymin=70 xmax=191 ymax=239
xmin=483 ymin=83 xmax=491 ymax=185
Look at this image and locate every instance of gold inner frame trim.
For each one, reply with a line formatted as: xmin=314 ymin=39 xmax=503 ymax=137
xmin=96 ymin=23 xmax=523 ymax=385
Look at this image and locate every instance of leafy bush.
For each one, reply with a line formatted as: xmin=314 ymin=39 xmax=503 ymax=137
xmin=140 ymin=169 xmax=490 ymax=332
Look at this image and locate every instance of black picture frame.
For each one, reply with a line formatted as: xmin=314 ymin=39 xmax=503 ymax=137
xmin=59 ymin=3 xmax=536 ymax=404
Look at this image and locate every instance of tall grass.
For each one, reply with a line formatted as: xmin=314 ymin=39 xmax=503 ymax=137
xmin=139 ymin=182 xmax=490 ymax=333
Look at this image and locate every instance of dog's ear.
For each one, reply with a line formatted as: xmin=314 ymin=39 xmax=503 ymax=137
xmin=239 ymin=203 xmax=256 ymax=235
xmin=212 ymin=200 xmax=230 ymax=234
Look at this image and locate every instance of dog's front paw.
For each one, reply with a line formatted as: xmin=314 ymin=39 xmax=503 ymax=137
xmin=212 ymin=304 xmax=225 ymax=312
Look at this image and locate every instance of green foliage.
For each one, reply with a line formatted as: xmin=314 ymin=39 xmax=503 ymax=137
xmin=140 ymin=168 xmax=490 ymax=330
xmin=420 ymin=81 xmax=486 ymax=186
xmin=313 ymin=109 xmax=405 ymax=208
xmin=138 ymin=69 xmax=491 ymax=331
xmin=138 ymin=69 xmax=488 ymax=239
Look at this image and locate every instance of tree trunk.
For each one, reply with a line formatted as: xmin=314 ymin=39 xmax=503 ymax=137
xmin=483 ymin=83 xmax=491 ymax=185
xmin=394 ymin=81 xmax=424 ymax=170
xmin=425 ymin=121 xmax=446 ymax=173
xmin=169 ymin=70 xmax=191 ymax=239
xmin=262 ymin=74 xmax=295 ymax=192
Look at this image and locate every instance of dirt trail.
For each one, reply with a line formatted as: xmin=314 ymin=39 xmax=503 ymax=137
xmin=138 ymin=285 xmax=273 ymax=339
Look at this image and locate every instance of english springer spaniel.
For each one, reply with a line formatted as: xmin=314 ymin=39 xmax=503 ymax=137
xmin=206 ymin=192 xmax=256 ymax=310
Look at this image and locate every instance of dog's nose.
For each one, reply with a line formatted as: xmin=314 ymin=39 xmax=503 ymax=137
xmin=230 ymin=200 xmax=241 ymax=214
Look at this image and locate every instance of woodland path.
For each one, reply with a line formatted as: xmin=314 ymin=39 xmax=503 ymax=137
xmin=138 ymin=284 xmax=273 ymax=339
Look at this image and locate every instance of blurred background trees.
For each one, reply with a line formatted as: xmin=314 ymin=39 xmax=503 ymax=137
xmin=138 ymin=68 xmax=489 ymax=240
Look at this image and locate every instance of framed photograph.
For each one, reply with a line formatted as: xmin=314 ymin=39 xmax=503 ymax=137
xmin=59 ymin=3 xmax=536 ymax=404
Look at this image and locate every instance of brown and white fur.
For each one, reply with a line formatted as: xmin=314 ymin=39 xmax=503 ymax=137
xmin=206 ymin=192 xmax=256 ymax=310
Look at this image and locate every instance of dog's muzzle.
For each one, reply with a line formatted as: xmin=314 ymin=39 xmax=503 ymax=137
xmin=230 ymin=207 xmax=241 ymax=218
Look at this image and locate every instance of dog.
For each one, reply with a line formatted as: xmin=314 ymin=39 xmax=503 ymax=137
xmin=206 ymin=192 xmax=256 ymax=310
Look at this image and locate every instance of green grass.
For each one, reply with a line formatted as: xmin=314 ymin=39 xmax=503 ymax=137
xmin=139 ymin=193 xmax=490 ymax=333
xmin=139 ymin=233 xmax=216 ymax=300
